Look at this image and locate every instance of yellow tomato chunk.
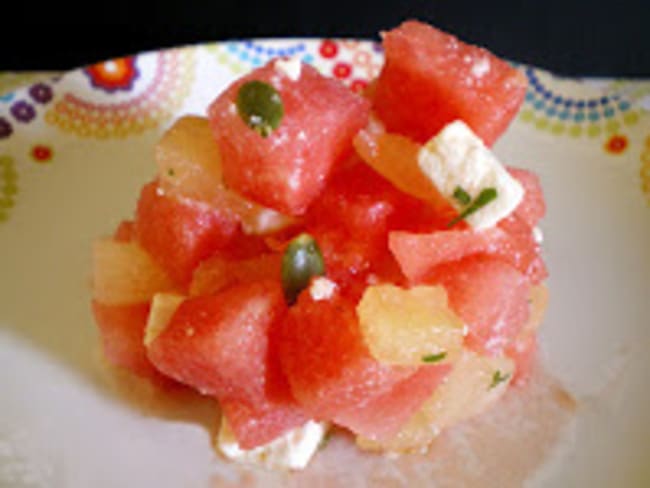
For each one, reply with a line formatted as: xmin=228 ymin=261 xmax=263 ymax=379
xmin=92 ymin=239 xmax=176 ymax=305
xmin=357 ymin=350 xmax=515 ymax=453
xmin=357 ymin=284 xmax=464 ymax=365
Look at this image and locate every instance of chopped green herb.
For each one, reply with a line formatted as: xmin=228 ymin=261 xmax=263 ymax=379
xmin=448 ymin=187 xmax=498 ymax=227
xmin=421 ymin=351 xmax=447 ymax=363
xmin=167 ymin=168 xmax=175 ymax=177
xmin=452 ymin=186 xmax=471 ymax=205
xmin=236 ymin=80 xmax=284 ymax=137
xmin=281 ymin=233 xmax=325 ymax=304
xmin=489 ymin=370 xmax=511 ymax=390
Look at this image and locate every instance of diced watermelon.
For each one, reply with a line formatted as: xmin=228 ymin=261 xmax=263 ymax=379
xmin=278 ymin=289 xmax=416 ymax=422
xmin=372 ymin=20 xmax=527 ymax=146
xmin=389 ymin=228 xmax=508 ymax=283
xmin=135 ymin=181 xmax=240 ymax=286
xmin=208 ymin=60 xmax=370 ymax=215
xmin=304 ymin=163 xmax=446 ymax=295
xmin=147 ymin=281 xmax=288 ymax=407
xmin=220 ymin=398 xmax=309 ymax=450
xmin=389 ymin=224 xmax=547 ymax=285
xmin=426 ymin=256 xmax=531 ymax=355
xmin=497 ymin=214 xmax=548 ymax=283
xmin=91 ymin=300 xmax=173 ymax=386
xmin=508 ymin=167 xmax=546 ymax=228
xmin=333 ymin=364 xmax=450 ymax=441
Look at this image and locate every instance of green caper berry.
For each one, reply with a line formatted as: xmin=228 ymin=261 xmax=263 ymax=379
xmin=236 ymin=80 xmax=284 ymax=138
xmin=281 ymin=233 xmax=325 ymax=304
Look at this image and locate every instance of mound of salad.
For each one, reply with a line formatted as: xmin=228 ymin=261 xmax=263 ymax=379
xmin=91 ymin=20 xmax=548 ymax=470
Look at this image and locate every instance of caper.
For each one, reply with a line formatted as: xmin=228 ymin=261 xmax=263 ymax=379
xmin=281 ymin=233 xmax=325 ymax=304
xmin=236 ymin=80 xmax=284 ymax=137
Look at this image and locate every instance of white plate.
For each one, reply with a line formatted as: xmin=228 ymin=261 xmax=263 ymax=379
xmin=1 ymin=39 xmax=649 ymax=488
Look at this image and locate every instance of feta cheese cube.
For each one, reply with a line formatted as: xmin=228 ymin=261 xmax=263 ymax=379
xmin=417 ymin=120 xmax=524 ymax=230
xmin=217 ymin=418 xmax=328 ymax=470
xmin=309 ymin=277 xmax=337 ymax=301
xmin=274 ymin=58 xmax=302 ymax=81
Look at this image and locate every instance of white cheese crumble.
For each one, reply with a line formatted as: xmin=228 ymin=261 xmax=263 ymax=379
xmin=309 ymin=277 xmax=337 ymax=301
xmin=143 ymin=293 xmax=185 ymax=347
xmin=417 ymin=120 xmax=524 ymax=230
xmin=217 ymin=418 xmax=328 ymax=470
xmin=471 ymin=58 xmax=490 ymax=78
xmin=274 ymin=58 xmax=302 ymax=81
xmin=241 ymin=207 xmax=294 ymax=235
xmin=532 ymin=226 xmax=544 ymax=244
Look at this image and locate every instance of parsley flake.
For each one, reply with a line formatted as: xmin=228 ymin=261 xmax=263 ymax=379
xmin=452 ymin=186 xmax=471 ymax=205
xmin=421 ymin=351 xmax=447 ymax=363
xmin=489 ymin=370 xmax=511 ymax=390
xmin=448 ymin=187 xmax=498 ymax=227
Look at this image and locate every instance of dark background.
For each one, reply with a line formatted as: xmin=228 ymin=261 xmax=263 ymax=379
xmin=3 ymin=0 xmax=649 ymax=76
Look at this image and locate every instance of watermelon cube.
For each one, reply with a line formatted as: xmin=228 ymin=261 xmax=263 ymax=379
xmin=427 ymin=256 xmax=531 ymax=355
xmin=146 ymin=281 xmax=289 ymax=407
xmin=220 ymin=398 xmax=309 ymax=450
xmin=389 ymin=223 xmax=547 ymax=285
xmin=358 ymin=350 xmax=515 ymax=452
xmin=135 ymin=181 xmax=240 ymax=287
xmin=508 ymin=167 xmax=546 ymax=228
xmin=278 ymin=289 xmax=417 ymax=422
xmin=91 ymin=301 xmax=174 ymax=386
xmin=334 ymin=363 xmax=450 ymax=441
xmin=372 ymin=20 xmax=527 ymax=146
xmin=208 ymin=59 xmax=370 ymax=215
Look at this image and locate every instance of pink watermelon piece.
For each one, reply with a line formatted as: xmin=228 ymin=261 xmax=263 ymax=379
xmin=147 ymin=280 xmax=290 ymax=407
xmin=372 ymin=20 xmax=528 ymax=146
xmin=278 ymin=289 xmax=417 ymax=423
xmin=427 ymin=255 xmax=531 ymax=355
xmin=333 ymin=364 xmax=451 ymax=441
xmin=389 ymin=223 xmax=547 ymax=285
xmin=208 ymin=60 xmax=370 ymax=215
xmin=91 ymin=300 xmax=175 ymax=387
xmin=508 ymin=167 xmax=546 ymax=228
xmin=389 ymin=227 xmax=509 ymax=283
xmin=497 ymin=214 xmax=548 ymax=284
xmin=135 ymin=181 xmax=240 ymax=287
xmin=220 ymin=398 xmax=309 ymax=450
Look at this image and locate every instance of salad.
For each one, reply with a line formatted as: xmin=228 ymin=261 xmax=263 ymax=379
xmin=91 ymin=20 xmax=547 ymax=470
